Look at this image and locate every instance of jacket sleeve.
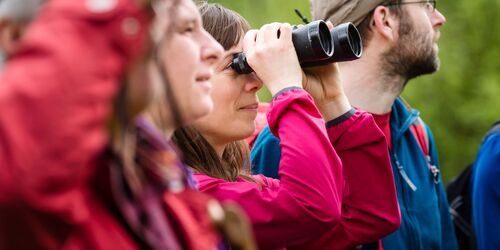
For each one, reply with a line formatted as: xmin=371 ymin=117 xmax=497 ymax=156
xmin=472 ymin=132 xmax=500 ymax=250
xmin=0 ymin=0 xmax=149 ymax=221
xmin=427 ymin=126 xmax=459 ymax=250
xmin=196 ymin=88 xmax=344 ymax=250
xmin=311 ymin=111 xmax=401 ymax=249
xmin=251 ymin=110 xmax=401 ymax=248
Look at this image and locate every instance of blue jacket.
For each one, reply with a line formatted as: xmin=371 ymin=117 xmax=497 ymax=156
xmin=471 ymin=122 xmax=500 ymax=250
xmin=251 ymin=97 xmax=458 ymax=250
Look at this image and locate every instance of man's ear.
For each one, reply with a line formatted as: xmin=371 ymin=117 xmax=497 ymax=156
xmin=0 ymin=20 xmax=25 ymax=56
xmin=371 ymin=6 xmax=399 ymax=42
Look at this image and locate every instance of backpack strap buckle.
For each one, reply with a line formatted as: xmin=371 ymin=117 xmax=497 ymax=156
xmin=427 ymin=156 xmax=440 ymax=184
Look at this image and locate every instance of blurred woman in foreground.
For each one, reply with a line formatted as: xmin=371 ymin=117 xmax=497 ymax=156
xmin=0 ymin=0 xmax=225 ymax=249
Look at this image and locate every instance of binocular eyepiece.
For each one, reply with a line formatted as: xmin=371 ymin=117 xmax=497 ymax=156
xmin=231 ymin=21 xmax=363 ymax=74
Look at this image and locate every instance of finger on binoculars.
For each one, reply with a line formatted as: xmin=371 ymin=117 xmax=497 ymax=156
xmin=278 ymin=23 xmax=293 ymax=41
xmin=243 ymin=29 xmax=258 ymax=54
xmin=257 ymin=22 xmax=282 ymax=45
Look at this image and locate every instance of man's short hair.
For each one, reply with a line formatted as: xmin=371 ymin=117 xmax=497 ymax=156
xmin=0 ymin=0 xmax=43 ymax=22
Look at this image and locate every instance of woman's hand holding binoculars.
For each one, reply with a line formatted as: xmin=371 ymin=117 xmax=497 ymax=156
xmin=303 ymin=63 xmax=351 ymax=122
xmin=302 ymin=21 xmax=352 ymax=122
xmin=242 ymin=21 xmax=352 ymax=121
xmin=242 ymin=23 xmax=303 ymax=96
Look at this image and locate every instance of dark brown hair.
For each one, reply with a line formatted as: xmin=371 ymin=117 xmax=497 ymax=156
xmin=198 ymin=2 xmax=251 ymax=50
xmin=172 ymin=3 xmax=253 ymax=182
xmin=172 ymin=127 xmax=252 ymax=182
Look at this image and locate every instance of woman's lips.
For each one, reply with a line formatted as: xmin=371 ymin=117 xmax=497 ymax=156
xmin=195 ymin=74 xmax=213 ymax=91
xmin=239 ymin=103 xmax=259 ymax=111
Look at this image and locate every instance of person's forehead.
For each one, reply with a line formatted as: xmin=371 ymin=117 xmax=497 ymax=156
xmin=176 ymin=0 xmax=198 ymax=18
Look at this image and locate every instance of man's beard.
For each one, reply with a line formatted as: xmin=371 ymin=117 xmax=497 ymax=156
xmin=381 ymin=13 xmax=440 ymax=89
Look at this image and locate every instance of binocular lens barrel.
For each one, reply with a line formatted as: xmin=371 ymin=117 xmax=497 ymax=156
xmin=292 ymin=20 xmax=334 ymax=64
xmin=232 ymin=20 xmax=332 ymax=74
xmin=301 ymin=22 xmax=363 ymax=67
xmin=326 ymin=22 xmax=363 ymax=63
xmin=231 ymin=21 xmax=363 ymax=74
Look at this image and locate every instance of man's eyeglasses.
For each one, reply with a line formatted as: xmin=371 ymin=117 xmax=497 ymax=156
xmin=385 ymin=0 xmax=437 ymax=13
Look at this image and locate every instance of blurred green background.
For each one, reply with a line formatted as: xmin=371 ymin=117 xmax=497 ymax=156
xmin=208 ymin=0 xmax=500 ymax=182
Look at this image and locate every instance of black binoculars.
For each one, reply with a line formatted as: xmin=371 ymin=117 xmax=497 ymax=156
xmin=231 ymin=20 xmax=363 ymax=74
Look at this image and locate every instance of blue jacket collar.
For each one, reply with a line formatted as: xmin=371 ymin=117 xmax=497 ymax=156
xmin=391 ymin=97 xmax=420 ymax=142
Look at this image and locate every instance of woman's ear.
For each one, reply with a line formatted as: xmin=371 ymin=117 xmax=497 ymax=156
xmin=371 ymin=6 xmax=399 ymax=42
xmin=0 ymin=20 xmax=25 ymax=56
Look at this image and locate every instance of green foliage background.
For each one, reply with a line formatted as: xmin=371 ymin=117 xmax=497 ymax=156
xmin=207 ymin=0 xmax=500 ymax=182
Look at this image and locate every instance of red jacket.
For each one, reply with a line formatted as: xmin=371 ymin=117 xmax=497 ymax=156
xmin=0 ymin=0 xmax=150 ymax=249
xmin=196 ymin=89 xmax=400 ymax=249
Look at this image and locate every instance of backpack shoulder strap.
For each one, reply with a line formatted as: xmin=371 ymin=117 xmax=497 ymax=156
xmin=410 ymin=117 xmax=440 ymax=184
xmin=399 ymin=96 xmax=431 ymax=156
xmin=411 ymin=117 xmax=430 ymax=156
xmin=399 ymin=96 xmax=440 ymax=184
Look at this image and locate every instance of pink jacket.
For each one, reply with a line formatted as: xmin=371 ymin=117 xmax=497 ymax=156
xmin=0 ymin=0 xmax=150 ymax=249
xmin=195 ymin=88 xmax=399 ymax=249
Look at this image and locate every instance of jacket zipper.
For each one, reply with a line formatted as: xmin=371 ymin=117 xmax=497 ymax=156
xmin=391 ymin=150 xmax=420 ymax=250
xmin=393 ymin=153 xmax=417 ymax=191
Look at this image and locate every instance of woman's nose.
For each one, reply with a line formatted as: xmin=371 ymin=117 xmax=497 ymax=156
xmin=201 ymin=29 xmax=224 ymax=66
xmin=244 ymin=73 xmax=263 ymax=92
